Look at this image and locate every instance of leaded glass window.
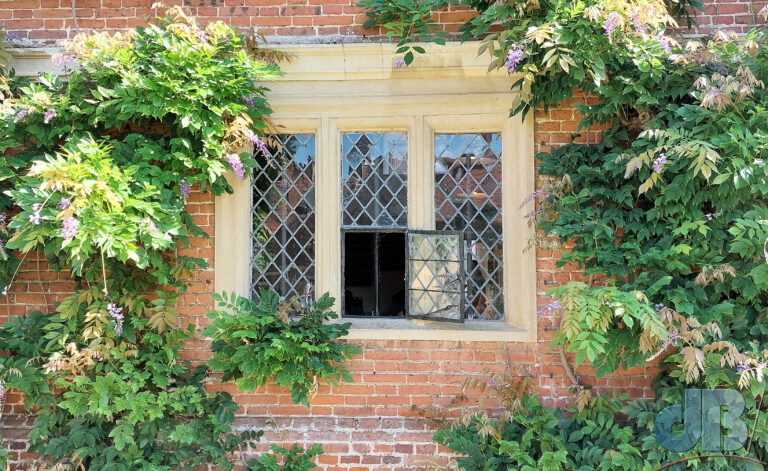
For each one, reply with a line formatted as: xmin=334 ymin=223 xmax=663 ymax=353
xmin=342 ymin=132 xmax=407 ymax=228
xmin=434 ymin=133 xmax=504 ymax=320
xmin=251 ymin=134 xmax=315 ymax=301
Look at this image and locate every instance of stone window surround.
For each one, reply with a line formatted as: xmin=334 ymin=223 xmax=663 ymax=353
xmin=215 ymin=42 xmax=537 ymax=342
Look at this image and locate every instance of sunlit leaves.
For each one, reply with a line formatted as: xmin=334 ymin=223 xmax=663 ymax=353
xmin=0 ymin=9 xmax=280 ymax=470
xmin=247 ymin=444 xmax=325 ymax=471
xmin=550 ymin=281 xmax=667 ymax=374
xmin=204 ymin=290 xmax=360 ymax=407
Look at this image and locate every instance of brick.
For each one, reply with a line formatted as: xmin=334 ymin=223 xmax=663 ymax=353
xmin=253 ymin=16 xmax=292 ymax=26
xmin=313 ymin=14 xmax=354 ymax=25
xmin=281 ymin=5 xmax=320 ymax=15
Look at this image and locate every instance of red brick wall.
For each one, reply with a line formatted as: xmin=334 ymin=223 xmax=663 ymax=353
xmin=0 ymin=2 xmax=762 ymax=470
xmin=0 ymin=0 xmax=471 ymax=42
xmin=2 ymin=0 xmax=763 ymax=44
xmin=0 ymin=103 xmax=662 ymax=470
xmin=688 ymin=0 xmax=768 ymax=35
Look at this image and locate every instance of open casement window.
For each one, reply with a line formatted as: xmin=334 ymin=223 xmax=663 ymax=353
xmin=406 ymin=230 xmax=465 ymax=323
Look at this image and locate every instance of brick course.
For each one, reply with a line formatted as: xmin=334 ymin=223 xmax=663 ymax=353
xmin=2 ymin=0 xmax=764 ymax=44
xmin=0 ymin=1 xmax=763 ymax=469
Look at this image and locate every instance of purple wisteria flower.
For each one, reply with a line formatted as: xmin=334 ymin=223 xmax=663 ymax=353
xmin=656 ymin=33 xmax=672 ymax=53
xmin=604 ymin=12 xmax=620 ymax=37
xmin=654 ymin=303 xmax=665 ymax=312
xmin=58 ymin=198 xmax=71 ymax=210
xmin=519 ymin=189 xmax=549 ymax=208
xmin=226 ymin=153 xmax=244 ymax=180
xmin=663 ymin=330 xmax=682 ymax=348
xmin=43 ymin=108 xmax=57 ymax=124
xmin=197 ymin=29 xmax=208 ymax=43
xmin=14 ymin=108 xmax=29 ymax=123
xmin=250 ymin=133 xmax=271 ymax=158
xmin=506 ymin=45 xmax=525 ymax=74
xmin=107 ymin=303 xmax=124 ymax=336
xmin=737 ymin=361 xmax=750 ymax=373
xmin=141 ymin=217 xmax=159 ymax=233
xmin=653 ymin=153 xmax=667 ymax=173
xmin=394 ymin=59 xmax=405 ymax=68
xmin=61 ymin=216 xmax=79 ymax=241
xmin=53 ymin=54 xmax=76 ymax=67
xmin=537 ymin=300 xmax=564 ymax=318
xmin=179 ymin=179 xmax=192 ymax=199
xmin=628 ymin=12 xmax=647 ymax=33
xmin=242 ymin=94 xmax=256 ymax=107
xmin=484 ymin=377 xmax=511 ymax=390
xmin=29 ymin=203 xmax=41 ymax=225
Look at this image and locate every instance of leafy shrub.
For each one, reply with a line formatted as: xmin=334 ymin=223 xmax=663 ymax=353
xmin=0 ymin=7 xmax=293 ymax=469
xmin=0 ymin=311 xmax=261 ymax=471
xmin=435 ymin=394 xmax=567 ymax=471
xmin=363 ymin=0 xmax=768 ymax=469
xmin=435 ymin=391 xmax=657 ymax=471
xmin=537 ymin=28 xmax=768 ymax=389
xmin=360 ymin=0 xmax=704 ymax=116
xmin=205 ymin=291 xmax=360 ymax=406
xmin=247 ymin=444 xmax=324 ymax=471
xmin=435 ymin=387 xmax=768 ymax=471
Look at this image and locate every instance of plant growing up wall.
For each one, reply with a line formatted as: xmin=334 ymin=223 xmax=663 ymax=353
xmin=0 ymin=7 xmax=351 ymax=469
xmin=361 ymin=0 xmax=768 ymax=468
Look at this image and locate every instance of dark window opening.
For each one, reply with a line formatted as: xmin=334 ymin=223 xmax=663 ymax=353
xmin=343 ymin=232 xmax=405 ymax=317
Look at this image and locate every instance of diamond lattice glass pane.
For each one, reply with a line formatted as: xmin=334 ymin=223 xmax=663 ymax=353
xmin=435 ymin=133 xmax=504 ymax=320
xmin=409 ymin=289 xmax=461 ymax=321
xmin=342 ymin=133 xmax=407 ymax=228
xmin=252 ymin=134 xmax=315 ymax=301
xmin=409 ymin=234 xmax=461 ymax=262
xmin=407 ymin=232 xmax=463 ymax=321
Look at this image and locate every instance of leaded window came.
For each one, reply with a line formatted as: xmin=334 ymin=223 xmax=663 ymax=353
xmin=251 ymin=134 xmax=316 ymax=303
xmin=435 ymin=133 xmax=504 ymax=320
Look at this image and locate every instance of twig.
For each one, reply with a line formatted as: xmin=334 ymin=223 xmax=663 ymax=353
xmin=558 ymin=346 xmax=580 ymax=387
xmin=558 ymin=311 xmax=580 ymax=387
xmin=71 ymin=0 xmax=80 ymax=33
xmin=101 ymin=250 xmax=108 ymax=296
xmin=746 ymin=392 xmax=764 ymax=455
xmin=36 ymin=255 xmax=48 ymax=313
